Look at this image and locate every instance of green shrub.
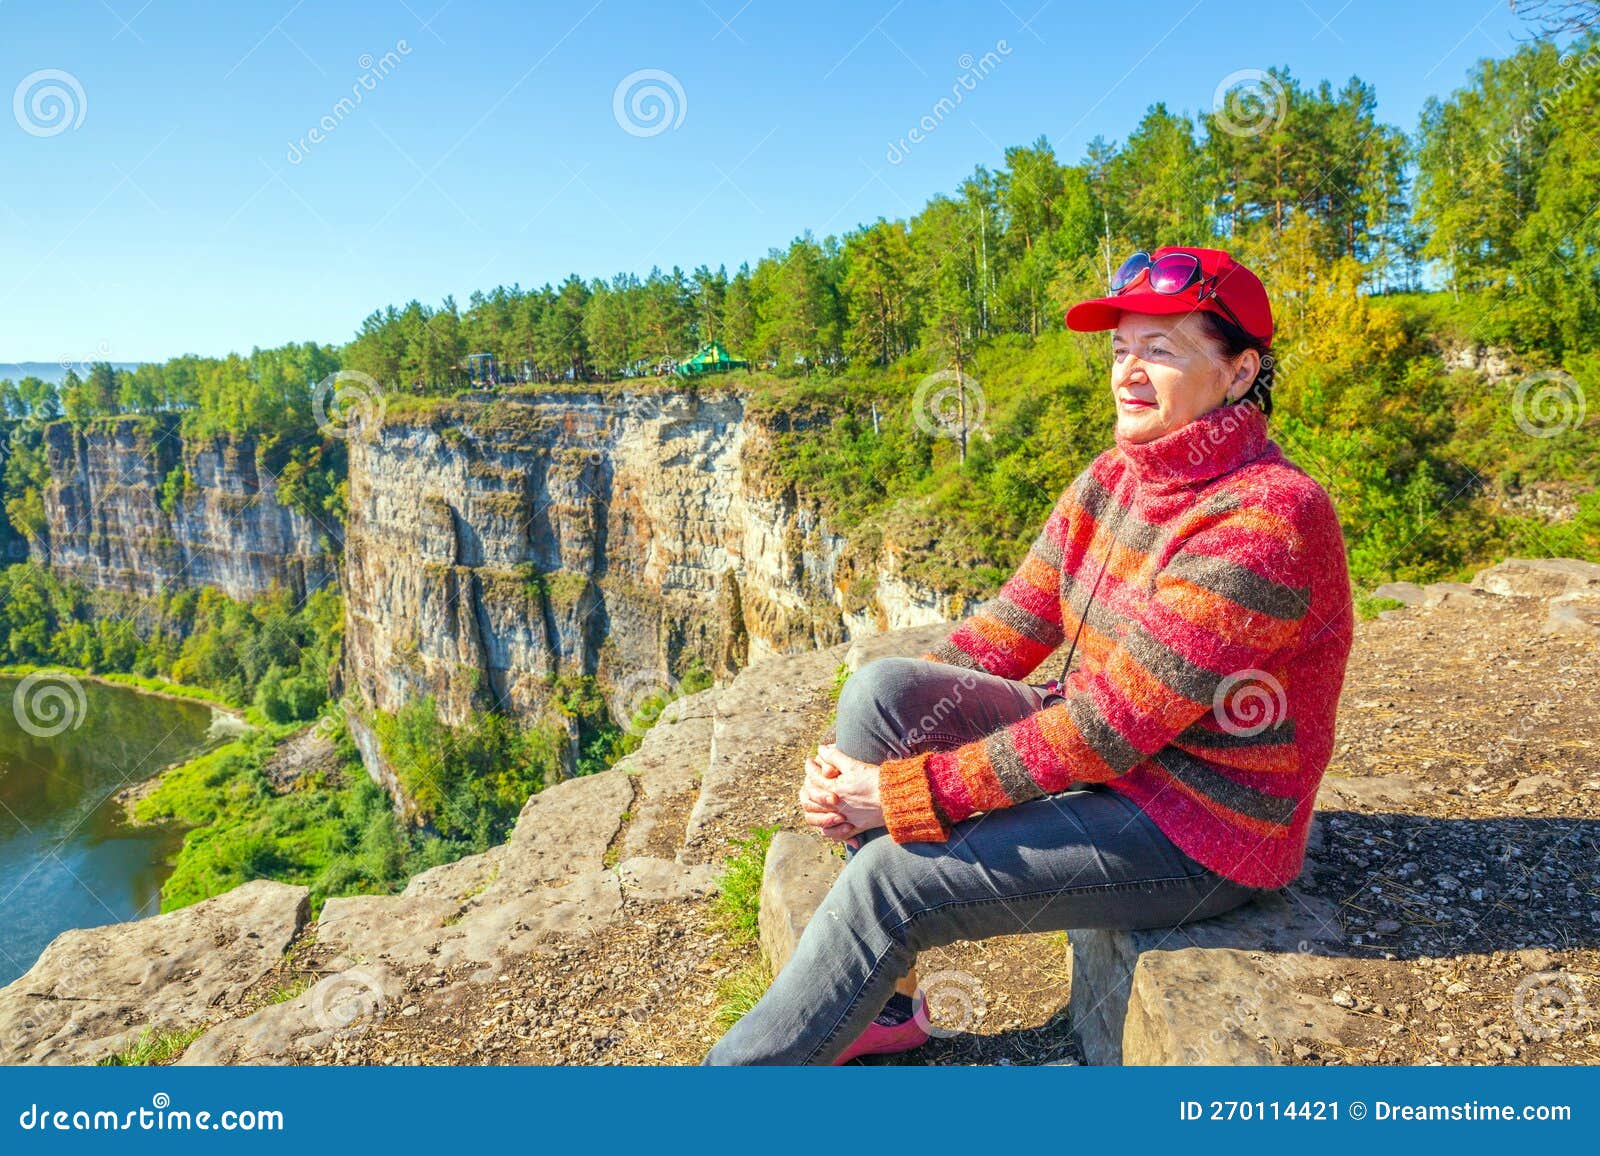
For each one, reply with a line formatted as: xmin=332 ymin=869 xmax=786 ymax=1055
xmin=713 ymin=825 xmax=778 ymax=946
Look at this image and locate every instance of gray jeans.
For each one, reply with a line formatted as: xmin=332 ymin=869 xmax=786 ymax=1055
xmin=703 ymin=656 xmax=1268 ymax=1065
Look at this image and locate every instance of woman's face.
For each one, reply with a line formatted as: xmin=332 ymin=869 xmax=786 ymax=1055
xmin=1110 ymin=311 xmax=1260 ymax=444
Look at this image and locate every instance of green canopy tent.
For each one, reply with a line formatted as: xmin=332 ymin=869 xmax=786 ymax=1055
xmin=671 ymin=341 xmax=749 ymax=378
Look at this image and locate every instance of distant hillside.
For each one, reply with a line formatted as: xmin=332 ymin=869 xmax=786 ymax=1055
xmin=0 ymin=362 xmax=144 ymax=386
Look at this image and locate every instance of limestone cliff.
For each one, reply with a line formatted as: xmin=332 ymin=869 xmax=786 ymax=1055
xmin=33 ymin=416 xmax=337 ymax=601
xmin=342 ymin=390 xmax=959 ymax=731
xmin=15 ymin=394 xmax=960 ymax=812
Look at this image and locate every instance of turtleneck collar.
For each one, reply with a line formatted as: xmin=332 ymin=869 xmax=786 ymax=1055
xmin=1114 ymin=400 xmax=1272 ymax=490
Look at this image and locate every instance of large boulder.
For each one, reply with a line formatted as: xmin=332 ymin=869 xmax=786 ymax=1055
xmin=616 ymin=856 xmax=718 ymax=902
xmin=178 ymin=962 xmax=408 ymax=1066
xmin=680 ymin=646 xmax=843 ymax=862
xmin=1546 ymin=593 xmax=1600 ymax=640
xmin=758 ymin=832 xmax=842 ymax=973
xmin=1420 ymin=581 xmax=1484 ymax=609
xmin=1471 ymin=558 xmax=1600 ymax=599
xmin=312 ymin=770 xmax=635 ymax=974
xmin=613 ymin=689 xmax=719 ymax=863
xmin=1466 ymin=557 xmax=1600 ymax=640
xmin=0 ymin=880 xmax=309 ymax=1065
xmin=1119 ymin=944 xmax=1356 ymax=1064
xmin=1370 ymin=581 xmax=1426 ymax=607
xmin=1067 ymin=887 xmax=1350 ymax=1065
xmin=840 ymin=621 xmax=960 ymax=673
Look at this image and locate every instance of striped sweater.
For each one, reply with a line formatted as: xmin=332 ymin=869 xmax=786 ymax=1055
xmin=878 ymin=401 xmax=1354 ymax=890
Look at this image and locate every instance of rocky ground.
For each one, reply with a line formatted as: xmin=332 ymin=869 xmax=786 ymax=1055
xmin=1283 ymin=560 xmax=1600 ymax=1065
xmin=1 ymin=557 xmax=1595 ymax=1067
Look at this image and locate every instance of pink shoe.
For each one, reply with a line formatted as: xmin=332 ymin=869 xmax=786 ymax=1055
xmin=832 ymin=997 xmax=930 ymax=1064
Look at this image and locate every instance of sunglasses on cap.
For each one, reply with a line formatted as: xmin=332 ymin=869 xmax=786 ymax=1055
xmin=1110 ymin=250 xmax=1250 ymax=335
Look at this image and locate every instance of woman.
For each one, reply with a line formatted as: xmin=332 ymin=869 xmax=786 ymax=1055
xmin=705 ymin=246 xmax=1354 ymax=1065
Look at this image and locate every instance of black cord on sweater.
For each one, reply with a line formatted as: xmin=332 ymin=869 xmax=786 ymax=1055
xmin=1051 ymin=500 xmax=1132 ymax=693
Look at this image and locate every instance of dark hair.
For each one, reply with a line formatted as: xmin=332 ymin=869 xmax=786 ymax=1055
xmin=1196 ymin=311 xmax=1274 ymax=418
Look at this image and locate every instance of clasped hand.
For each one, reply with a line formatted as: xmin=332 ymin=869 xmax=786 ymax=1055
xmin=798 ymin=744 xmax=886 ymax=843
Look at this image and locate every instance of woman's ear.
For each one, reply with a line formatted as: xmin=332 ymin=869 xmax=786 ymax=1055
xmin=1227 ymin=349 xmax=1261 ymax=402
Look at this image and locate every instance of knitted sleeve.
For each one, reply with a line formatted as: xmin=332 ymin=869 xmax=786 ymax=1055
xmin=878 ymin=498 xmax=1315 ymax=843
xmin=917 ymin=490 xmax=1073 ymax=681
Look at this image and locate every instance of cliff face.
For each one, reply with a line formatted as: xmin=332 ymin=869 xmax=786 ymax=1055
xmin=343 ymin=391 xmax=956 ymax=729
xmin=34 ymin=417 xmax=337 ymax=601
xmin=18 ymin=395 xmax=956 ymax=804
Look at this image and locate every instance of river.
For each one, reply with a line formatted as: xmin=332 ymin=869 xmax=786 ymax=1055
xmin=0 ymin=673 xmax=228 ymax=987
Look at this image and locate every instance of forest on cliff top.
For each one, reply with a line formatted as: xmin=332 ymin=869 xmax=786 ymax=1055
xmin=4 ymin=37 xmax=1598 ymax=597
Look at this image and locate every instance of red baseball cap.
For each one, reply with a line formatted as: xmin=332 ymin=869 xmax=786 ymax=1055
xmin=1065 ymin=246 xmax=1273 ymax=347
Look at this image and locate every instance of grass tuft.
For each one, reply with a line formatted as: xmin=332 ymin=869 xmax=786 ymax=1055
xmin=1355 ymin=594 xmax=1407 ymax=621
xmin=266 ymin=976 xmax=312 ymax=1004
xmin=713 ymin=956 xmax=775 ymax=1032
xmin=96 ymin=1024 xmax=207 ymax=1066
xmin=712 ymin=824 xmax=778 ymax=946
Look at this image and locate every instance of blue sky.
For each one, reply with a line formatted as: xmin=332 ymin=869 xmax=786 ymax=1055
xmin=0 ymin=0 xmax=1533 ymax=363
